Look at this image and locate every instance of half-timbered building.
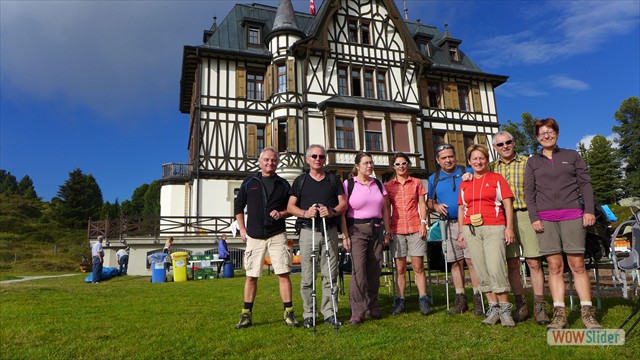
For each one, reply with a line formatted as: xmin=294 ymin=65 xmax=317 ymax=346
xmin=162 ymin=0 xmax=508 ymax=229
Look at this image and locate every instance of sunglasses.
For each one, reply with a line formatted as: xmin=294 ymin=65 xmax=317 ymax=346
xmin=495 ymin=139 xmax=513 ymax=148
xmin=309 ymin=154 xmax=326 ymax=160
xmin=394 ymin=161 xmax=409 ymax=167
xmin=435 ymin=144 xmax=454 ymax=153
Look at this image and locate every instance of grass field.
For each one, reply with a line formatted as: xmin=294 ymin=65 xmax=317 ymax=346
xmin=1 ymin=273 xmax=638 ymax=359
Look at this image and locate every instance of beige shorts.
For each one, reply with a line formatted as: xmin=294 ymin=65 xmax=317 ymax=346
xmin=391 ymin=232 xmax=426 ymax=258
xmin=244 ymin=232 xmax=292 ymax=277
xmin=537 ymin=218 xmax=586 ymax=256
xmin=446 ymin=221 xmax=471 ymax=262
xmin=506 ymin=210 xmax=541 ymax=259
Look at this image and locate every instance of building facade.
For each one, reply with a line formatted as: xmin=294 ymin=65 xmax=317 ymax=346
xmin=162 ymin=0 xmax=508 ymax=228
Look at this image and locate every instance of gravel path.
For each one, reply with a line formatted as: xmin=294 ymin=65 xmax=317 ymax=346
xmin=0 ymin=274 xmax=80 ymax=284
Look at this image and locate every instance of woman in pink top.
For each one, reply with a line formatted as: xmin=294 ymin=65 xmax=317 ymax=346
xmin=340 ymin=151 xmax=391 ymax=325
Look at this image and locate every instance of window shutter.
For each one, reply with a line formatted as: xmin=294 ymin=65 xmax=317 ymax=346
xmin=392 ymin=121 xmax=410 ymax=152
xmin=418 ymin=80 xmax=428 ymax=108
xmin=271 ymin=119 xmax=278 ymax=151
xmin=423 ymin=128 xmax=435 ymax=172
xmin=287 ymin=59 xmax=295 ymax=92
xmin=444 ymin=82 xmax=460 ymax=110
xmin=476 ymin=133 xmax=488 ymax=148
xmin=326 ymin=110 xmax=335 ymax=149
xmin=236 ymin=67 xmax=246 ymax=99
xmin=472 ymin=85 xmax=483 ymax=113
xmin=265 ymin=121 xmax=272 ymax=147
xmin=265 ymin=65 xmax=273 ymax=99
xmin=448 ymin=131 xmax=466 ymax=165
xmin=287 ymin=117 xmax=296 ymax=151
xmin=247 ymin=124 xmax=257 ymax=157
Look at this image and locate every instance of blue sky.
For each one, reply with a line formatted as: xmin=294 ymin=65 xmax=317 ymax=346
xmin=1 ymin=0 xmax=638 ymax=203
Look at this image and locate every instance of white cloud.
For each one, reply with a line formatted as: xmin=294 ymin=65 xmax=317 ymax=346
xmin=473 ymin=0 xmax=640 ymax=68
xmin=576 ymin=133 xmax=619 ymax=149
xmin=547 ymin=75 xmax=590 ymax=91
xmin=496 ymin=81 xmax=548 ymax=98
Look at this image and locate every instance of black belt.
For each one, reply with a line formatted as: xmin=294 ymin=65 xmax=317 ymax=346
xmin=300 ymin=223 xmax=336 ymax=231
xmin=515 ymin=209 xmax=528 ymax=212
xmin=347 ymin=218 xmax=382 ymax=227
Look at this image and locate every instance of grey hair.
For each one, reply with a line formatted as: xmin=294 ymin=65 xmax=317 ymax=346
xmin=492 ymin=131 xmax=514 ymax=145
xmin=305 ymin=144 xmax=326 ymax=158
xmin=97 ymin=235 xmax=104 ymax=241
xmin=259 ymin=146 xmax=279 ymax=160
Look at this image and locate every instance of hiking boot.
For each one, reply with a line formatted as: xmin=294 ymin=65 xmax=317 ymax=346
xmin=235 ymin=310 xmax=252 ymax=329
xmin=534 ymin=300 xmax=550 ymax=325
xmin=453 ymin=293 xmax=469 ymax=314
xmin=482 ymin=304 xmax=500 ymax=325
xmin=283 ymin=307 xmax=298 ymax=327
xmin=499 ymin=303 xmax=516 ymax=327
xmin=324 ymin=315 xmax=343 ymax=327
xmin=368 ymin=309 xmax=382 ymax=320
xmin=302 ymin=317 xmax=314 ymax=329
xmin=419 ymin=296 xmax=433 ymax=316
xmin=349 ymin=316 xmax=364 ymax=325
xmin=581 ymin=305 xmax=603 ymax=330
xmin=513 ymin=297 xmax=529 ymax=322
xmin=547 ymin=306 xmax=568 ymax=330
xmin=473 ymin=292 xmax=484 ymax=316
xmin=392 ymin=298 xmax=406 ymax=315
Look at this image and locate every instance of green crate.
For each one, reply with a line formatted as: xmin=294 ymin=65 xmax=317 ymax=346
xmin=203 ymin=267 xmax=214 ymax=274
xmin=204 ymin=274 xmax=215 ymax=280
xmin=191 ymin=254 xmax=204 ymax=261
xmin=193 ymin=274 xmax=204 ymax=280
xmin=204 ymin=254 xmax=213 ymax=260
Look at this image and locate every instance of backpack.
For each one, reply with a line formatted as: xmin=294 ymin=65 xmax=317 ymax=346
xmin=431 ymin=166 xmax=466 ymax=203
xmin=295 ymin=172 xmax=343 ymax=232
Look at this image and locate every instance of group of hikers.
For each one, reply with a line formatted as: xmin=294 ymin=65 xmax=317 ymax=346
xmin=232 ymin=117 xmax=602 ymax=331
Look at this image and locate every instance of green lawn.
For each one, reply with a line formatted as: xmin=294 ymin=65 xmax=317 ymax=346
xmin=1 ymin=273 xmax=638 ymax=359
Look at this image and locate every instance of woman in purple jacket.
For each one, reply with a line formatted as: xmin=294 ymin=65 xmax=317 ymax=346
xmin=524 ymin=118 xmax=601 ymax=330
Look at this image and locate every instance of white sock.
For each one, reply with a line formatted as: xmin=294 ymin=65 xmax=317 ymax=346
xmin=473 ymin=287 xmax=480 ymax=294
xmin=580 ymin=301 xmax=592 ymax=307
xmin=553 ymin=302 xmax=566 ymax=308
xmin=455 ymin=288 xmax=465 ymax=294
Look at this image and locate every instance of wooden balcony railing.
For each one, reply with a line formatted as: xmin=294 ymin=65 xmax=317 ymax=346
xmin=162 ymin=163 xmax=192 ymax=180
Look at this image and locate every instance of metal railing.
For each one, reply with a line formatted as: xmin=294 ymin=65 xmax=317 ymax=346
xmin=162 ymin=163 xmax=192 ymax=180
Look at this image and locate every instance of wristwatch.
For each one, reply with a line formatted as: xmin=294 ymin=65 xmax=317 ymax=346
xmin=421 ymin=219 xmax=428 ymax=225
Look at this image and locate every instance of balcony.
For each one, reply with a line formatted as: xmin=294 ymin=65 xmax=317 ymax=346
xmin=162 ymin=163 xmax=192 ymax=180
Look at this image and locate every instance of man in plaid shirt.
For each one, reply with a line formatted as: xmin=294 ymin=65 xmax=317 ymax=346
xmin=489 ymin=131 xmax=549 ymax=325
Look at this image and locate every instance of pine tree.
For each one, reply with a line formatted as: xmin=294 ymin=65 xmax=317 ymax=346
xmin=500 ymin=112 xmax=539 ymax=155
xmin=612 ymin=96 xmax=640 ymax=197
xmin=17 ymin=175 xmax=38 ymax=199
xmin=0 ymin=170 xmax=19 ymax=195
xmin=51 ymin=168 xmax=103 ymax=229
xmin=582 ymin=135 xmax=623 ymax=204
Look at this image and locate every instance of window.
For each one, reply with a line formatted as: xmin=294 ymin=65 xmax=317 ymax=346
xmin=449 ymin=46 xmax=460 ymax=61
xmin=419 ymin=42 xmax=431 ymax=57
xmin=432 ymin=132 xmax=446 ymax=154
xmin=351 ymin=68 xmax=362 ymax=97
xmin=247 ymin=71 xmax=264 ymax=100
xmin=336 ymin=118 xmax=355 ymax=149
xmin=360 ymin=22 xmax=370 ymax=45
xmin=338 ymin=67 xmax=348 ymax=96
xmin=458 ymin=85 xmax=470 ymax=112
xmin=364 ymin=70 xmax=374 ymax=98
xmin=365 ymin=120 xmax=382 ymax=151
xmin=427 ymin=82 xmax=441 ymax=108
xmin=277 ymin=64 xmax=286 ymax=93
xmin=463 ymin=133 xmax=475 ymax=153
xmin=257 ymin=126 xmax=265 ymax=154
xmin=248 ymin=26 xmax=261 ymax=45
xmin=377 ymin=71 xmax=387 ymax=100
xmin=277 ymin=120 xmax=288 ymax=152
xmin=348 ymin=19 xmax=358 ymax=43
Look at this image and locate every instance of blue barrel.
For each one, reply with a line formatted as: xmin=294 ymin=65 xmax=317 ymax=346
xmin=223 ymin=261 xmax=234 ymax=278
xmin=148 ymin=253 xmax=168 ymax=283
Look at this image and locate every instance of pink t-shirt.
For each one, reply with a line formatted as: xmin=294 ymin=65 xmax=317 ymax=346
xmin=344 ymin=177 xmax=387 ymax=219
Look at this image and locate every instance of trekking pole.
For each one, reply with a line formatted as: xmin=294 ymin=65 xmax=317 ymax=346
xmin=319 ymin=205 xmax=340 ymax=333
xmin=311 ymin=211 xmax=317 ymax=335
xmin=440 ymin=214 xmax=451 ymax=315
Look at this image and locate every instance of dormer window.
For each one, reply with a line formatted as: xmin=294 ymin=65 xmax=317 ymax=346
xmin=449 ymin=46 xmax=460 ymax=61
xmin=420 ymin=42 xmax=431 ymax=57
xmin=248 ymin=26 xmax=261 ymax=45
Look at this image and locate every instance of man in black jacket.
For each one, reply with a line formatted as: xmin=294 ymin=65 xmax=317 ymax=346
xmin=234 ymin=147 xmax=297 ymax=329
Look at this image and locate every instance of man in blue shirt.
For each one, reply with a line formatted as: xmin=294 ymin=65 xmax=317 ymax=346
xmin=427 ymin=144 xmax=481 ymax=315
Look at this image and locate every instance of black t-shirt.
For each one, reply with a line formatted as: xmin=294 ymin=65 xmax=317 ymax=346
xmin=262 ymin=175 xmax=276 ymax=199
xmin=290 ymin=173 xmax=344 ymax=229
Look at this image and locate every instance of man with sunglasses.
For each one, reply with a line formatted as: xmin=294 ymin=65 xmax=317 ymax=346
xmin=490 ymin=131 xmax=549 ymax=325
xmin=427 ymin=144 xmax=481 ymax=315
xmin=288 ymin=144 xmax=348 ymax=328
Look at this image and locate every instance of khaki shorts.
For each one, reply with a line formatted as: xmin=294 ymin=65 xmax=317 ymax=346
xmin=445 ymin=221 xmax=471 ymax=262
xmin=537 ymin=218 xmax=586 ymax=256
xmin=244 ymin=232 xmax=292 ymax=277
xmin=506 ymin=210 xmax=541 ymax=259
xmin=391 ymin=232 xmax=426 ymax=258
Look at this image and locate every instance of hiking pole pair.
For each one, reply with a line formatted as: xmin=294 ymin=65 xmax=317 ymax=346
xmin=439 ymin=214 xmax=451 ymax=315
xmin=310 ymin=203 xmax=340 ymax=334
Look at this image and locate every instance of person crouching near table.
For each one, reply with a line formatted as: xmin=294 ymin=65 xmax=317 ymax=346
xmin=340 ymin=151 xmax=392 ymax=325
xmin=458 ymin=144 xmax=516 ymax=327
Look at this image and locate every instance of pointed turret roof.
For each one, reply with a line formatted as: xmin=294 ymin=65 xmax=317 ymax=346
xmin=271 ymin=0 xmax=300 ymax=33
